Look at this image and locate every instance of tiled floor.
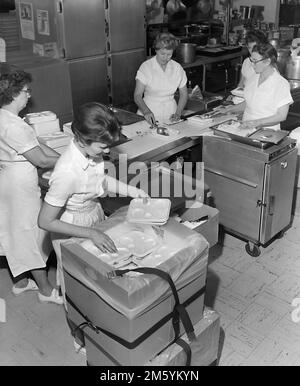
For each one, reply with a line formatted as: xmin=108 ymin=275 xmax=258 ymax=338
xmin=1 ymin=190 xmax=300 ymax=366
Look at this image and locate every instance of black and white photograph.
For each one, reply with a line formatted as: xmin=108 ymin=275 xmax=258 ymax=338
xmin=1 ymin=0 xmax=300 ymax=370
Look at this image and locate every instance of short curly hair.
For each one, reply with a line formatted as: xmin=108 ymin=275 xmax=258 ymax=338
xmin=0 ymin=63 xmax=32 ymax=108
xmin=153 ymin=32 xmax=179 ymax=51
xmin=71 ymin=102 xmax=121 ymax=146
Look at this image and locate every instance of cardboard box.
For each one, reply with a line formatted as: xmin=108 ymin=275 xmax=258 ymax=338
xmin=66 ymin=266 xmax=207 ymax=366
xmin=84 ymin=308 xmax=220 ymax=366
xmin=178 ymin=204 xmax=219 ymax=247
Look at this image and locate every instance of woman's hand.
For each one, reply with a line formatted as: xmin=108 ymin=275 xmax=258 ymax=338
xmin=169 ymin=113 xmax=181 ymax=122
xmin=240 ymin=120 xmax=257 ymax=130
xmin=91 ymin=228 xmax=117 ymax=253
xmin=129 ymin=187 xmax=149 ymax=198
xmin=144 ymin=111 xmax=156 ymax=125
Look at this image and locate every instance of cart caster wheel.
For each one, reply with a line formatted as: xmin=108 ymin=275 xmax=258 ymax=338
xmin=245 ymin=242 xmax=261 ymax=257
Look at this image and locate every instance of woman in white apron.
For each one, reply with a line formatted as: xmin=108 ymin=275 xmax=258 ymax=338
xmin=38 ymin=102 xmax=148 ymax=353
xmin=134 ymin=32 xmax=188 ymax=125
xmin=0 ymin=64 xmax=62 ymax=304
xmin=223 ymin=42 xmax=293 ymax=131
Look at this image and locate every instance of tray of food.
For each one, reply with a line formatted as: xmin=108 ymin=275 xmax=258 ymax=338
xmin=127 ymin=198 xmax=171 ymax=225
xmin=211 ymin=119 xmax=273 ymax=149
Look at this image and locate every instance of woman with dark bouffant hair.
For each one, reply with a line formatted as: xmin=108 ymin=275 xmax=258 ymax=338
xmin=224 ymin=42 xmax=293 ymax=131
xmin=38 ymin=101 xmax=148 ymax=354
xmin=0 ymin=63 xmax=62 ymax=304
xmin=134 ymin=32 xmax=188 ymax=125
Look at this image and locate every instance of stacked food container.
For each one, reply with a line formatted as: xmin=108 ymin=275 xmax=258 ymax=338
xmin=60 ymin=201 xmax=219 ymax=366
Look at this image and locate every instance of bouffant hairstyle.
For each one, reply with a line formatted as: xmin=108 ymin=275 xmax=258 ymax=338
xmin=153 ymin=32 xmax=179 ymax=51
xmin=252 ymin=42 xmax=278 ymax=67
xmin=245 ymin=29 xmax=268 ymax=46
xmin=71 ymin=102 xmax=121 ymax=146
xmin=0 ymin=63 xmax=32 ymax=107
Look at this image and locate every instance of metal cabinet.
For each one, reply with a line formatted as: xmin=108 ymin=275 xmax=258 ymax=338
xmin=203 ymin=136 xmax=297 ymax=256
xmin=14 ymin=0 xmax=147 ymax=111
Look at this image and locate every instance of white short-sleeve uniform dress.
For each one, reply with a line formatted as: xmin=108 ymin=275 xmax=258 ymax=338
xmin=135 ymin=56 xmax=187 ymax=122
xmin=243 ymin=69 xmax=293 ymax=131
xmin=44 ymin=140 xmax=106 ymax=303
xmin=241 ymin=57 xmax=256 ymax=85
xmin=0 ymin=109 xmax=51 ymax=277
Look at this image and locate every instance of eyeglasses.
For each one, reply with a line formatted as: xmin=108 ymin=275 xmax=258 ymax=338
xmin=249 ymin=57 xmax=265 ymax=65
xmin=20 ymin=88 xmax=31 ymax=96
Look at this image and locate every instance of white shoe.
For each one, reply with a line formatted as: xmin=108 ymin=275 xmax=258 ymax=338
xmin=73 ymin=339 xmax=86 ymax=356
xmin=38 ymin=288 xmax=63 ymax=305
xmin=12 ymin=279 xmax=38 ymax=296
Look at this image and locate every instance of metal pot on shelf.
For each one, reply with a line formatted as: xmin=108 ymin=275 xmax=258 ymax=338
xmin=285 ymin=55 xmax=300 ymax=80
xmin=277 ymin=48 xmax=291 ymax=75
xmin=175 ymin=43 xmax=197 ymax=64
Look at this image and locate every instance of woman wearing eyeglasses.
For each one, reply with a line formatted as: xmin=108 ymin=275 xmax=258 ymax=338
xmin=0 ymin=63 xmax=62 ymax=304
xmin=224 ymin=42 xmax=293 ymax=131
xmin=237 ymin=29 xmax=268 ymax=89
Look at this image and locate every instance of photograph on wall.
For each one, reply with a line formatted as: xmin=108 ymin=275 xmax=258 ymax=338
xmin=19 ymin=2 xmax=35 ymax=40
xmin=37 ymin=9 xmax=50 ymax=36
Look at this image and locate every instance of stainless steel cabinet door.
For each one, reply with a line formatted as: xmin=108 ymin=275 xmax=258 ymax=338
xmin=203 ymin=137 xmax=264 ymax=242
xmin=68 ymin=55 xmax=108 ymax=110
xmin=260 ymin=148 xmax=298 ymax=243
xmin=110 ymin=49 xmax=146 ymax=106
xmin=58 ymin=0 xmax=106 ymax=59
xmin=107 ymin=0 xmax=146 ymax=52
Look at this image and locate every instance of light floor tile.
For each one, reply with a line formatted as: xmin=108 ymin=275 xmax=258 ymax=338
xmin=242 ymin=338 xmax=300 ymax=366
xmin=213 ymin=288 xmax=249 ymax=319
xmin=218 ymin=347 xmax=246 ymax=366
xmin=267 ymin=316 xmax=300 ymax=353
xmin=227 ymin=273 xmax=268 ymax=302
xmin=236 ymin=303 xmax=283 ymax=336
xmin=254 ymin=291 xmax=291 ymax=318
xmin=265 ymin=273 xmax=300 ymax=303
xmin=222 ymin=321 xmax=265 ymax=358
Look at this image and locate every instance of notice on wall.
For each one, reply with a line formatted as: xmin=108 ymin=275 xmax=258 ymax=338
xmin=19 ymin=2 xmax=35 ymax=40
xmin=37 ymin=9 xmax=50 ymax=36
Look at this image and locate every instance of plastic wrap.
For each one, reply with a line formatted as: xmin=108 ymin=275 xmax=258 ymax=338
xmin=61 ymin=206 xmax=208 ymax=319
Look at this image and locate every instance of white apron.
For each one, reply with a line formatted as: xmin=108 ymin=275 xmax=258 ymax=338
xmin=136 ymin=58 xmax=186 ymax=123
xmin=0 ymin=161 xmax=51 ymax=277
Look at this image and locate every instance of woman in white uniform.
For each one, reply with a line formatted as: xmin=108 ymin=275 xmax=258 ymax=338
xmin=0 ymin=64 xmax=62 ymax=304
xmin=134 ymin=32 xmax=188 ymax=125
xmin=237 ymin=30 xmax=268 ymax=89
xmin=225 ymin=42 xmax=293 ymax=131
xmin=38 ymin=102 xmax=148 ymax=353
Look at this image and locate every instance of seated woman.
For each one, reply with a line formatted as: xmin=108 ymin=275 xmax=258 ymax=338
xmin=134 ymin=32 xmax=188 ymax=125
xmin=224 ymin=42 xmax=293 ymax=131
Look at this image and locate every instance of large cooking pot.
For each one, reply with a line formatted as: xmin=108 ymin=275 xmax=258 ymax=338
xmin=176 ymin=43 xmax=197 ymax=64
xmin=285 ymin=55 xmax=300 ymax=80
xmin=277 ymin=48 xmax=290 ymax=75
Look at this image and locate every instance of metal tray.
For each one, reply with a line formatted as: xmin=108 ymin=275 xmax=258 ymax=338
xmin=211 ymin=120 xmax=272 ymax=149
